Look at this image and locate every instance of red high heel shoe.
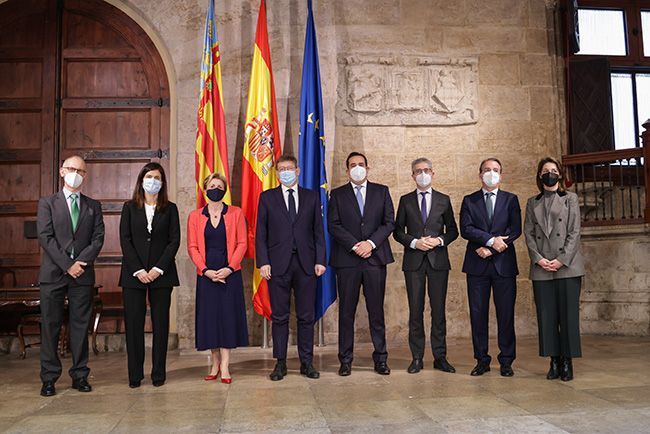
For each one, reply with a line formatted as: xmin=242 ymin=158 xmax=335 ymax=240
xmin=204 ymin=369 xmax=220 ymax=381
xmin=220 ymin=377 xmax=232 ymax=384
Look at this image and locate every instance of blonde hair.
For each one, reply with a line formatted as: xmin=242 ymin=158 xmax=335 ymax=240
xmin=202 ymin=172 xmax=228 ymax=191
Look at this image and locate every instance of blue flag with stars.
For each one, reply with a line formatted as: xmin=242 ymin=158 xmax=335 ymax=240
xmin=299 ymin=0 xmax=336 ymax=320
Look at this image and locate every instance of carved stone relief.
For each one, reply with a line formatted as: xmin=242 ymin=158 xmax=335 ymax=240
xmin=338 ymin=54 xmax=479 ymax=126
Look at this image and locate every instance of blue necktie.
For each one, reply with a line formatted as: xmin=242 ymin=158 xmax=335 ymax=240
xmin=420 ymin=192 xmax=428 ymax=224
xmin=485 ymin=192 xmax=494 ymax=225
xmin=355 ymin=185 xmax=364 ymax=216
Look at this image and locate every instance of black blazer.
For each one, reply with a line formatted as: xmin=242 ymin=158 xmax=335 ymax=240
xmin=328 ymin=181 xmax=395 ymax=268
xmin=460 ymin=189 xmax=521 ymax=277
xmin=37 ymin=191 xmax=105 ymax=287
xmin=255 ymin=186 xmax=326 ymax=276
xmin=119 ymin=201 xmax=180 ymax=289
xmin=393 ymin=189 xmax=459 ymax=272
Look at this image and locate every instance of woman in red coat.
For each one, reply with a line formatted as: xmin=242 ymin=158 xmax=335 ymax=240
xmin=187 ymin=173 xmax=248 ymax=383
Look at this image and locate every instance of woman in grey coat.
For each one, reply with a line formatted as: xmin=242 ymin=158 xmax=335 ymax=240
xmin=524 ymin=157 xmax=585 ymax=381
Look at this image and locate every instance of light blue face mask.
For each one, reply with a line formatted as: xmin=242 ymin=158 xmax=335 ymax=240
xmin=142 ymin=178 xmax=163 ymax=194
xmin=279 ymin=170 xmax=297 ymax=187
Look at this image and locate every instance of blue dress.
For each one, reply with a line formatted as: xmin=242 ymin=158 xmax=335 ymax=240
xmin=195 ymin=205 xmax=249 ymax=350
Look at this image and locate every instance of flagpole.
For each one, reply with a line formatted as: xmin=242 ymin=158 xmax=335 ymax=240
xmin=262 ymin=318 xmax=270 ymax=349
xmin=317 ymin=318 xmax=325 ymax=347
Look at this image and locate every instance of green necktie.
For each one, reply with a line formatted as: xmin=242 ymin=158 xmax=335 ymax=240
xmin=70 ymin=193 xmax=79 ymax=232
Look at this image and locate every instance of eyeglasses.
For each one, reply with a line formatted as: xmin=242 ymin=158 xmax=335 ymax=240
xmin=413 ymin=168 xmax=432 ymax=175
xmin=63 ymin=166 xmax=87 ymax=176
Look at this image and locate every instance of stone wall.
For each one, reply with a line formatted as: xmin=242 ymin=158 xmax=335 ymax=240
xmin=113 ymin=0 xmax=572 ymax=350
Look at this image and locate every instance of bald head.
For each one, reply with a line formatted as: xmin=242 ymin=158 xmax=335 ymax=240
xmin=60 ymin=155 xmax=87 ymax=191
xmin=62 ymin=155 xmax=86 ymax=171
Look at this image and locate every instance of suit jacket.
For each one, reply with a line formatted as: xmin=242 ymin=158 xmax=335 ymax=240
xmin=119 ymin=201 xmax=180 ymax=289
xmin=524 ymin=190 xmax=585 ymax=280
xmin=187 ymin=204 xmax=247 ymax=275
xmin=328 ymin=181 xmax=395 ymax=268
xmin=37 ymin=191 xmax=105 ymax=287
xmin=255 ymin=186 xmax=326 ymax=276
xmin=393 ymin=189 xmax=459 ymax=272
xmin=460 ymin=189 xmax=521 ymax=277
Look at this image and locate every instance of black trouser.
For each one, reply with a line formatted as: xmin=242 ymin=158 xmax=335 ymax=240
xmin=268 ymin=254 xmax=316 ymax=364
xmin=123 ymin=287 xmax=172 ymax=384
xmin=405 ymin=261 xmax=449 ymax=360
xmin=533 ymin=277 xmax=582 ymax=358
xmin=40 ymin=279 xmax=93 ymax=383
xmin=466 ymin=262 xmax=517 ymax=366
xmin=337 ymin=263 xmax=387 ymax=364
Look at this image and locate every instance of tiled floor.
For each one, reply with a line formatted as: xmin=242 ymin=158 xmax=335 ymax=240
xmin=1 ymin=336 xmax=649 ymax=433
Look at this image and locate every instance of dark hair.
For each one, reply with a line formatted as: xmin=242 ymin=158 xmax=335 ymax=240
xmin=276 ymin=155 xmax=298 ymax=168
xmin=346 ymin=152 xmax=368 ymax=168
xmin=479 ymin=157 xmax=503 ymax=173
xmin=535 ymin=157 xmax=566 ymax=193
xmin=131 ymin=162 xmax=169 ymax=210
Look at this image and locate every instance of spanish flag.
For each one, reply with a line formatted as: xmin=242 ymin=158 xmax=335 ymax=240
xmin=241 ymin=0 xmax=281 ymax=319
xmin=195 ymin=0 xmax=231 ymax=207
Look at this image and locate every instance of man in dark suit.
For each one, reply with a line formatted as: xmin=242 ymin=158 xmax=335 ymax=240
xmin=37 ymin=155 xmax=105 ymax=396
xmin=393 ymin=157 xmax=459 ymax=374
xmin=460 ymin=157 xmax=521 ymax=377
xmin=328 ymin=152 xmax=395 ymax=376
xmin=256 ymin=155 xmax=326 ymax=381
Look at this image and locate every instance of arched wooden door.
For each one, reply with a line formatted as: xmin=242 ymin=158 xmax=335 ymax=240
xmin=0 ymin=0 xmax=170 ymax=332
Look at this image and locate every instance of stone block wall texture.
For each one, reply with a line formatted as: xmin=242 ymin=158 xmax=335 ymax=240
xmin=110 ymin=0 xmax=647 ymax=351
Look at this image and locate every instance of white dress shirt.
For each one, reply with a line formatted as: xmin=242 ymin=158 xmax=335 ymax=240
xmin=349 ymin=180 xmax=376 ymax=250
xmin=63 ymin=187 xmax=80 ymax=216
xmin=133 ymin=203 xmax=164 ymax=277
xmin=482 ymin=187 xmax=499 ymax=247
xmin=281 ymin=183 xmax=299 ymax=212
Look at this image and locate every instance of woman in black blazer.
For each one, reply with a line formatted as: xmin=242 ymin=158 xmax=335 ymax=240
xmin=119 ymin=162 xmax=180 ymax=388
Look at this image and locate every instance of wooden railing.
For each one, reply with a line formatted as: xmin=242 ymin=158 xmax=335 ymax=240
xmin=562 ymin=119 xmax=649 ymax=227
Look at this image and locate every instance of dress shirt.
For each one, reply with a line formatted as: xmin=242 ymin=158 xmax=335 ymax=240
xmin=409 ymin=187 xmax=445 ymax=249
xmin=482 ymin=187 xmax=499 ymax=247
xmin=349 ymin=180 xmax=376 ymax=250
xmin=281 ymin=183 xmax=299 ymax=213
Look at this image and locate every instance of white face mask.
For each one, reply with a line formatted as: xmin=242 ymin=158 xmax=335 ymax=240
xmin=415 ymin=172 xmax=432 ymax=188
xmin=482 ymin=171 xmax=500 ymax=188
xmin=142 ymin=178 xmax=162 ymax=195
xmin=64 ymin=172 xmax=84 ymax=189
xmin=349 ymin=166 xmax=367 ymax=183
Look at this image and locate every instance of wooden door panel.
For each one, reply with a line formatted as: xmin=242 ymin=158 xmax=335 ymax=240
xmin=100 ymin=214 xmax=122 ymax=256
xmin=0 ymin=217 xmax=40 ymax=254
xmin=63 ymin=110 xmax=152 ymax=149
xmin=64 ymin=61 xmax=150 ymax=98
xmin=0 ymin=62 xmax=43 ymax=98
xmin=0 ymin=113 xmax=43 ymax=149
xmin=0 ymin=163 xmax=42 ymax=201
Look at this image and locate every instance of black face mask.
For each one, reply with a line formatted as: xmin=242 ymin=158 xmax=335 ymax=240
xmin=206 ymin=187 xmax=226 ymax=202
xmin=541 ymin=172 xmax=560 ymax=187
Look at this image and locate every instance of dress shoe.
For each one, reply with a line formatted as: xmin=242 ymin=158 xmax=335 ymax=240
xmin=40 ymin=381 xmax=56 ymax=397
xmin=128 ymin=381 xmax=141 ymax=389
xmin=374 ymin=361 xmax=391 ymax=375
xmin=407 ymin=358 xmax=423 ymax=374
xmin=470 ymin=362 xmax=490 ymax=376
xmin=72 ymin=377 xmax=92 ymax=392
xmin=269 ymin=360 xmax=288 ymax=381
xmin=152 ymin=380 xmax=165 ymax=387
xmin=560 ymin=357 xmax=573 ymax=381
xmin=300 ymin=363 xmax=320 ymax=379
xmin=500 ymin=364 xmax=514 ymax=377
xmin=433 ymin=358 xmax=456 ymax=373
xmin=338 ymin=362 xmax=352 ymax=377
xmin=547 ymin=357 xmax=560 ymax=380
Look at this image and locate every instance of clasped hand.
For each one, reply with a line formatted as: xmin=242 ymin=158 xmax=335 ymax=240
xmin=67 ymin=261 xmax=87 ymax=279
xmin=537 ymin=258 xmax=563 ymax=272
xmin=353 ymin=240 xmax=373 ymax=258
xmin=415 ymin=236 xmax=441 ymax=251
xmin=136 ymin=269 xmax=162 ymax=284
xmin=204 ymin=267 xmax=232 ymax=283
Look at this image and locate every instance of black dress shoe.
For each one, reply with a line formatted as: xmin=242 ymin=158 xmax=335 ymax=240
xmin=547 ymin=357 xmax=560 ymax=380
xmin=72 ymin=377 xmax=92 ymax=392
xmin=129 ymin=381 xmax=141 ymax=389
xmin=269 ymin=360 xmax=288 ymax=381
xmin=152 ymin=380 xmax=165 ymax=387
xmin=433 ymin=358 xmax=456 ymax=373
xmin=374 ymin=362 xmax=391 ymax=375
xmin=407 ymin=358 xmax=423 ymax=374
xmin=500 ymin=364 xmax=514 ymax=377
xmin=300 ymin=363 xmax=320 ymax=379
xmin=338 ymin=362 xmax=351 ymax=377
xmin=470 ymin=362 xmax=490 ymax=376
xmin=560 ymin=357 xmax=573 ymax=381
xmin=40 ymin=381 xmax=56 ymax=397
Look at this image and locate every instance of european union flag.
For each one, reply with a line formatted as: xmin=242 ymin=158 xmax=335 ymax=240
xmin=299 ymin=0 xmax=336 ymax=320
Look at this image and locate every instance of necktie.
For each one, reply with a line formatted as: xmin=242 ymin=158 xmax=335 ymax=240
xmin=355 ymin=185 xmax=364 ymax=216
xmin=287 ymin=189 xmax=297 ymax=222
xmin=70 ymin=193 xmax=79 ymax=232
xmin=420 ymin=192 xmax=428 ymax=224
xmin=485 ymin=192 xmax=494 ymax=225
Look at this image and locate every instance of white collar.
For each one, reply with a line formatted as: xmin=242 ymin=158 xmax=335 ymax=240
xmin=482 ymin=187 xmax=499 ymax=196
xmin=281 ymin=183 xmax=298 ymax=194
xmin=63 ymin=187 xmax=80 ymax=199
xmin=350 ymin=180 xmax=368 ymax=189
xmin=416 ymin=187 xmax=433 ymax=195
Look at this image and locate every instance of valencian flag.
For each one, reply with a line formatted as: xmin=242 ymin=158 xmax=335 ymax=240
xmin=195 ymin=0 xmax=231 ymax=207
xmin=298 ymin=0 xmax=336 ymax=320
xmin=241 ymin=0 xmax=282 ymax=320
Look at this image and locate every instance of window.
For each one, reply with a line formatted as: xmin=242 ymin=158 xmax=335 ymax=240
xmin=643 ymin=11 xmax=650 ymax=56
xmin=576 ymin=9 xmax=627 ymax=56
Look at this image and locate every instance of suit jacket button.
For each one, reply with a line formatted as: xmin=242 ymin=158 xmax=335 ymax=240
xmin=146 ymin=237 xmax=151 ymax=242
xmin=559 ymin=218 xmax=562 ymax=221
xmin=557 ymin=234 xmax=560 ymax=237
xmin=537 ymin=236 xmax=541 ymax=239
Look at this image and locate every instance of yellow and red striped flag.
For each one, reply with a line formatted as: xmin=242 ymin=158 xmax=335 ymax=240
xmin=241 ymin=0 xmax=282 ymax=320
xmin=195 ymin=0 xmax=231 ymax=207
